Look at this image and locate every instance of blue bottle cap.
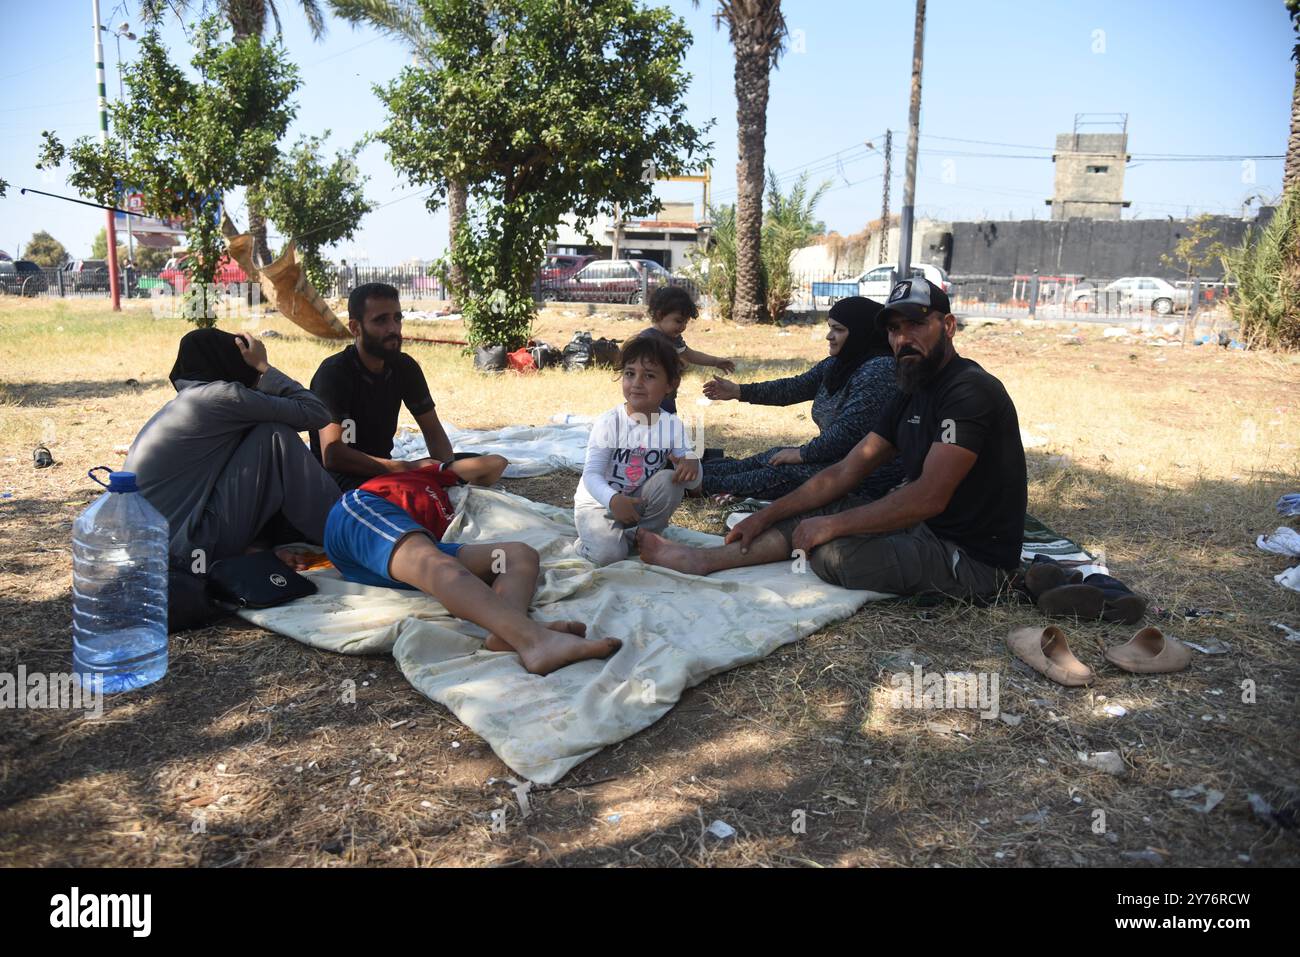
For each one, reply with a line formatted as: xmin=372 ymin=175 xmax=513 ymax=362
xmin=107 ymin=471 xmax=138 ymax=493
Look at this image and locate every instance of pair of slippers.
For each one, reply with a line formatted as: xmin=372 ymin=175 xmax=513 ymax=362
xmin=1025 ymin=563 xmax=1146 ymax=625
xmin=1007 ymin=624 xmax=1192 ymax=687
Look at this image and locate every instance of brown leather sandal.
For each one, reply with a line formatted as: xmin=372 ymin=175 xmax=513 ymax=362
xmin=1007 ymin=625 xmax=1094 ymax=686
xmin=1103 ymin=626 xmax=1192 ymax=674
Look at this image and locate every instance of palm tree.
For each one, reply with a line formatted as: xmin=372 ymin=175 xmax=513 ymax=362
xmin=698 ymin=0 xmax=787 ymax=323
xmin=327 ymin=0 xmax=468 ymax=309
xmin=140 ymin=0 xmax=327 ymax=265
xmin=1287 ymin=0 xmax=1299 ymax=194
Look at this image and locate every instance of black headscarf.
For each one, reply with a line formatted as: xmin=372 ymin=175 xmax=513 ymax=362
xmin=823 ymin=296 xmax=891 ymax=395
xmin=168 ymin=328 xmax=259 ymax=390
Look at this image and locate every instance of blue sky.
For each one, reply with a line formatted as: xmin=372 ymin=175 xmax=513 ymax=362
xmin=1 ymin=0 xmax=1291 ymax=263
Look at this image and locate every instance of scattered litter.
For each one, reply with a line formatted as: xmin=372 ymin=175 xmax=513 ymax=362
xmin=420 ymin=800 xmax=433 ymax=809
xmin=450 ymin=741 xmax=461 ymax=749
xmin=1036 ymin=758 xmax=1048 ymax=765
xmin=1256 ymin=526 xmax=1300 ymax=558
xmin=1183 ymin=637 xmax=1230 ymax=655
xmin=606 ymin=813 xmax=622 ymax=824
xmin=1271 ymin=622 xmax=1300 ymax=643
xmin=1275 ymin=566 xmax=1300 ymax=594
xmin=1078 ymin=751 xmax=1126 ymax=776
xmin=1277 ymin=493 xmax=1300 ymax=517
xmin=1168 ymin=785 xmax=1224 ymax=814
xmin=1102 ymin=704 xmax=1128 ymax=717
xmin=216 ymin=763 xmax=226 ymax=772
xmin=1017 ymin=807 xmax=1050 ymax=825
xmin=389 ymin=719 xmax=410 ymax=729
xmin=1019 ymin=430 xmax=1049 ymax=449
xmin=1247 ymin=791 xmax=1298 ymax=830
xmin=1121 ymin=849 xmax=1164 ymax=865
xmin=348 ymin=776 xmax=361 ymax=787
xmin=1102 ymin=326 xmax=1128 ymax=338
xmin=999 ymin=712 xmax=1022 ymax=727
xmin=707 ymin=820 xmax=736 ymax=839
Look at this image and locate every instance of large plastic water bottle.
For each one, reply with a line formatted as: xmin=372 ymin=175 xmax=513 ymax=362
xmin=72 ymin=468 xmax=169 ymax=692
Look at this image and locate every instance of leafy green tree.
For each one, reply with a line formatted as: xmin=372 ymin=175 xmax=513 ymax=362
xmin=1225 ymin=191 xmax=1300 ymax=349
xmin=0 ymin=177 xmax=8 ymax=198
xmin=25 ymin=231 xmax=70 ymax=267
xmin=262 ymin=133 xmax=376 ymax=293
xmin=141 ymin=0 xmax=327 ymax=265
xmin=375 ymin=0 xmax=709 ymax=350
xmin=327 ymin=0 xmax=470 ymax=307
xmin=39 ymin=19 xmax=299 ymax=324
xmin=91 ymin=227 xmax=127 ymax=264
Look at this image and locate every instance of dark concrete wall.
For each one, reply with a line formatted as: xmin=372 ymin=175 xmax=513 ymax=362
xmin=946 ymin=216 xmax=1255 ymax=281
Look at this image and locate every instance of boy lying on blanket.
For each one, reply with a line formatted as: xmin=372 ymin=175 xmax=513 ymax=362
xmin=315 ymin=464 xmax=622 ymax=675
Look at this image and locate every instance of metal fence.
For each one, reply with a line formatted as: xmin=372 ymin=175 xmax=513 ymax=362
xmin=783 ymin=270 xmax=1234 ymax=325
xmin=1 ymin=262 xmax=1236 ymax=327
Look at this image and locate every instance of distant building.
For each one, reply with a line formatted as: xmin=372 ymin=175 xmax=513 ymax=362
xmin=1047 ymin=114 xmax=1131 ymax=221
xmin=549 ymin=201 xmax=706 ymax=270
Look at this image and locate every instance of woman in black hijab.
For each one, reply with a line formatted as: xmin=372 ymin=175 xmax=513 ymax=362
xmin=126 ymin=328 xmax=340 ymax=566
xmin=699 ymin=297 xmax=904 ymax=502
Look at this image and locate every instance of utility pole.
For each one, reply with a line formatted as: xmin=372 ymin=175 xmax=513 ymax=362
xmin=879 ymin=129 xmax=892 ymax=264
xmin=92 ymin=0 xmax=121 ymax=311
xmin=896 ymin=0 xmax=926 ymax=283
xmin=611 ymin=202 xmax=622 ymax=259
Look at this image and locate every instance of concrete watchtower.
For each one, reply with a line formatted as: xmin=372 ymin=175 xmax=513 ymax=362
xmin=1046 ymin=113 xmax=1132 ymax=221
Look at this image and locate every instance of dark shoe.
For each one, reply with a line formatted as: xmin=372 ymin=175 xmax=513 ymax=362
xmin=1024 ymin=563 xmax=1083 ymax=600
xmin=1102 ymin=594 xmax=1148 ymax=625
xmin=1037 ymin=583 xmax=1105 ymax=620
xmin=33 ymin=446 xmax=54 ymax=469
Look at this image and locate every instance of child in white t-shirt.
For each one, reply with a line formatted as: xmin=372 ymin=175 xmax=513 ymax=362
xmin=574 ymin=335 xmax=702 ymax=566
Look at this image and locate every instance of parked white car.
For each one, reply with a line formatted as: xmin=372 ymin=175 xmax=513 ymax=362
xmin=856 ymin=263 xmax=951 ymax=300
xmin=1069 ymin=276 xmax=1189 ymax=314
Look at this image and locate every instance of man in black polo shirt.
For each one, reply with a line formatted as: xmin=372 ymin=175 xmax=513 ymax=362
xmin=310 ymin=282 xmax=507 ymax=492
xmin=639 ymin=278 xmax=1027 ymax=599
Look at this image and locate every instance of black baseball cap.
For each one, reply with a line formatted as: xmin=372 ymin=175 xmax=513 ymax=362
xmin=876 ymin=278 xmax=952 ymax=328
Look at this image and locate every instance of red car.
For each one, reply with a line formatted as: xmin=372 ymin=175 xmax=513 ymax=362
xmin=539 ymin=254 xmax=595 ymax=285
xmin=159 ymin=255 xmax=248 ymax=294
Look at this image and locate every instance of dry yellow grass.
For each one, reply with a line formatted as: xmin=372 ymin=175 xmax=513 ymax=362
xmin=1 ymin=295 xmax=1297 ymax=868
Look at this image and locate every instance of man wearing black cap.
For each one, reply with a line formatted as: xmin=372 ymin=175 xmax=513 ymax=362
xmin=639 ymin=278 xmax=1027 ymax=600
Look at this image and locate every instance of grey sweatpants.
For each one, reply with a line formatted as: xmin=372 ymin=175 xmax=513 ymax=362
xmin=575 ymin=468 xmax=702 ymax=566
xmin=769 ymin=495 xmax=1010 ymax=599
xmin=186 ymin=423 xmax=342 ymax=562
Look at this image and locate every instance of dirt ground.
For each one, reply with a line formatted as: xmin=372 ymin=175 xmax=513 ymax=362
xmin=0 ymin=297 xmax=1297 ymax=867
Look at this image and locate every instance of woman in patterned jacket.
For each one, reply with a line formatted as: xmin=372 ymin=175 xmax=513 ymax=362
xmin=700 ymin=296 xmax=903 ymax=501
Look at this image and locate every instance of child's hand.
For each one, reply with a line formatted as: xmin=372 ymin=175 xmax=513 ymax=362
xmin=715 ymin=358 xmax=737 ymax=374
xmin=669 ymin=454 xmax=699 ymax=484
xmin=769 ymin=447 xmax=803 ymax=466
xmin=609 ymin=493 xmax=643 ymax=526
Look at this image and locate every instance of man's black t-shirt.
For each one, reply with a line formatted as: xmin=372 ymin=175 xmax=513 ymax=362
xmin=874 ymin=355 xmax=1026 ymax=569
xmin=308 ymin=344 xmax=436 ymax=463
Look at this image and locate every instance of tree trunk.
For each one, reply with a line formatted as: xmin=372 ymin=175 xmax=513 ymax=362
xmin=732 ymin=43 xmax=770 ymax=324
xmin=447 ymin=177 xmax=468 ymax=310
xmin=230 ymin=7 xmax=270 ymax=265
xmin=1287 ymin=56 xmax=1300 ymax=194
xmin=246 ymin=184 xmax=273 ymax=267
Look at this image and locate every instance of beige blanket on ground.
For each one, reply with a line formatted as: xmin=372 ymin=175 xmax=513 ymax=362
xmin=238 ymin=487 xmax=884 ymax=783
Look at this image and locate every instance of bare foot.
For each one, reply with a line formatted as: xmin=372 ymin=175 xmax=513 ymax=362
xmin=636 ymin=528 xmax=711 ymax=576
xmin=483 ymin=619 xmax=587 ymax=652
xmin=516 ymin=628 xmax=621 ymax=676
